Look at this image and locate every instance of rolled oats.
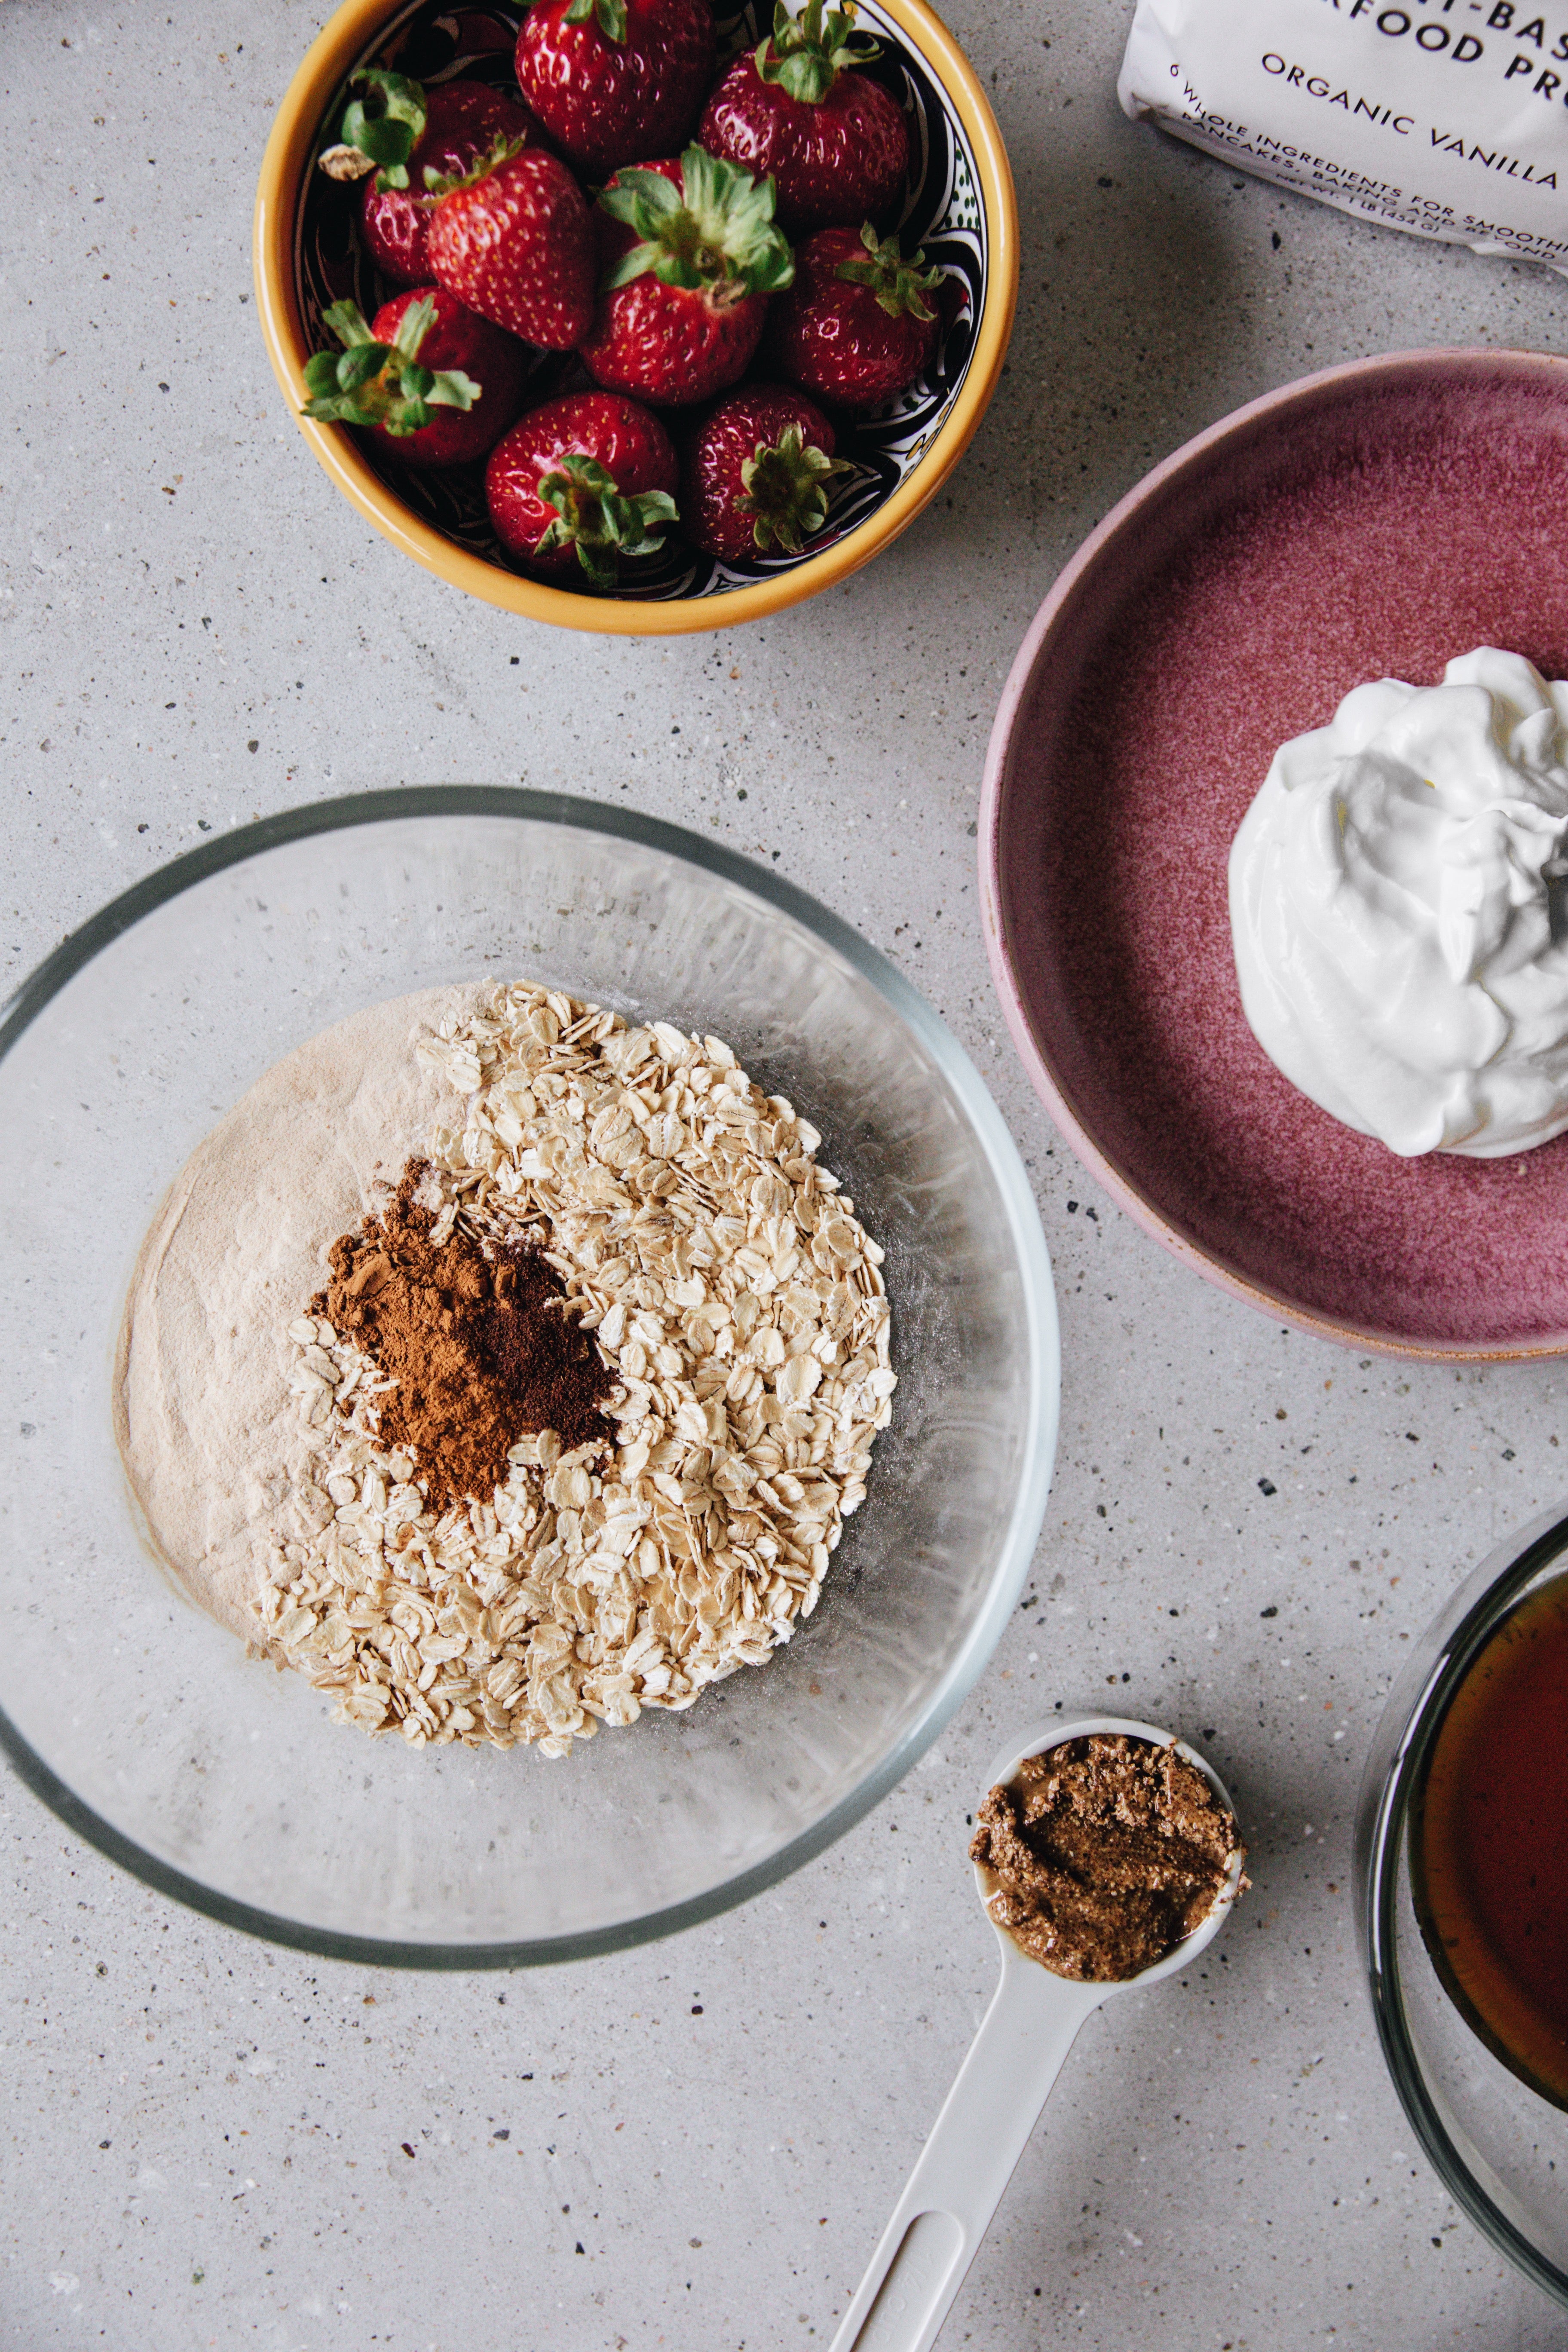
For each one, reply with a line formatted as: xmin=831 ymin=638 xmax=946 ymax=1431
xmin=255 ymin=985 xmax=895 ymax=1758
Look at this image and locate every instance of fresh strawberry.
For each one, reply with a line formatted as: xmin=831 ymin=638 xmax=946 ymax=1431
xmin=698 ymin=0 xmax=907 ymax=236
xmin=682 ymin=385 xmax=845 ymax=560
xmin=486 ymin=390 xmax=679 ymax=586
xmin=426 ymin=141 xmax=595 ymax=350
xmin=766 ymin=221 xmax=938 ymax=411
xmin=361 ymin=81 xmax=548 ymax=286
xmin=302 ymin=286 xmax=530 ymax=467
xmin=515 ymin=0 xmax=714 ymax=176
xmin=579 ymin=147 xmax=792 ymax=406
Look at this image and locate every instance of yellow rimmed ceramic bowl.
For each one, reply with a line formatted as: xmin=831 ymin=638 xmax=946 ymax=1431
xmin=253 ymin=0 xmax=1017 ymax=634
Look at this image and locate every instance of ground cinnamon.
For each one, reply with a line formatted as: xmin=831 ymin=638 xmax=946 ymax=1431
xmin=312 ymin=1161 xmax=613 ymax=1512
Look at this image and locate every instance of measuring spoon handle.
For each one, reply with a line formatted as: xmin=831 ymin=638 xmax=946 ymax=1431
xmin=828 ymin=1957 xmax=1102 ymax=2352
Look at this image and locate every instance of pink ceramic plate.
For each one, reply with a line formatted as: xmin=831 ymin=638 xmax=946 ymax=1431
xmin=981 ymin=348 xmax=1568 ymax=1360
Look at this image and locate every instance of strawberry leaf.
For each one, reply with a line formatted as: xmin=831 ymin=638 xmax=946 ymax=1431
xmin=337 ymin=69 xmax=427 ymax=193
xmin=426 ymin=368 xmax=479 ymax=411
xmin=344 ymin=115 xmax=413 ymax=169
xmin=600 ymin=239 xmax=667 ymax=291
xmin=834 ymin=220 xmax=940 ymax=320
xmin=738 ymin=422 xmax=849 ymax=554
xmin=535 ymin=453 xmax=678 ymax=591
xmin=597 ymin=147 xmax=793 ymax=298
xmin=389 ymin=294 xmax=437 ymax=361
xmin=565 ymin=0 xmax=630 ymax=38
xmin=755 ymin=0 xmax=879 ymax=103
xmin=338 ymin=341 xmax=392 ymax=392
xmin=303 ymin=392 xmax=367 ymax=423
xmin=598 ymin=167 xmax=684 ymax=229
xmin=321 ymin=298 xmax=379 ymax=349
xmin=424 ymin=129 xmax=530 ymax=198
xmin=303 ymin=377 xmax=397 ymax=426
xmin=302 ymin=297 xmax=481 ymax=434
xmin=599 ymin=487 xmax=678 ymax=560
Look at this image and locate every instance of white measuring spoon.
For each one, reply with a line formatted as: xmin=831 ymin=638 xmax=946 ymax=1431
xmin=827 ymin=1715 xmax=1246 ymax=2352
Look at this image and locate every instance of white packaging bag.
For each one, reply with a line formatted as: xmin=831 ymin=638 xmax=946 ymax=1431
xmin=1119 ymin=0 xmax=1568 ymax=272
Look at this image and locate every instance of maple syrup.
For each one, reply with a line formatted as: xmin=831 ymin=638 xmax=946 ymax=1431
xmin=1410 ymin=1570 xmax=1568 ymax=2109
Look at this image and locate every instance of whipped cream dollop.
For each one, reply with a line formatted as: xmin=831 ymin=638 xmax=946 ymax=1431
xmin=1229 ymin=649 xmax=1568 ymax=1159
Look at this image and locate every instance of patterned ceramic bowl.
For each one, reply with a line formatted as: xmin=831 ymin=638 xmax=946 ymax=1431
xmin=254 ymin=0 xmax=1016 ymax=634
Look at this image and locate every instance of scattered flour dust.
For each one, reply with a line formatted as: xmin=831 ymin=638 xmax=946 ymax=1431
xmin=116 ymin=981 xmax=895 ymax=1758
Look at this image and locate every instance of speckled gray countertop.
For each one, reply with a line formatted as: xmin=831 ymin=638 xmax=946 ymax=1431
xmin=5 ymin=2 xmax=1568 ymax=2345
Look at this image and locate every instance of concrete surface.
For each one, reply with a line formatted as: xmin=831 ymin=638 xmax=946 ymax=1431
xmin=5 ymin=0 xmax=1568 ymax=2344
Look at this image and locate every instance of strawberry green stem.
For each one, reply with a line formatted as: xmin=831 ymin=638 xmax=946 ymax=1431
xmin=423 ymin=129 xmax=530 ymax=198
xmin=754 ymin=0 xmax=879 ymax=104
xmin=564 ymin=0 xmax=630 ymax=42
xmin=738 ymin=424 xmax=849 ymax=554
xmin=318 ymin=69 xmax=427 ymax=192
xmin=301 ymin=297 xmax=478 ymax=436
xmin=535 ymin=454 xmax=678 ymax=591
xmin=598 ymin=147 xmax=794 ymax=297
xmin=835 ymin=221 xmax=940 ymax=321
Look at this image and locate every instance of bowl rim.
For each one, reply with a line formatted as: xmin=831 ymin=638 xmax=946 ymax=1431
xmin=251 ymin=0 xmax=1019 ymax=635
xmin=978 ymin=343 xmax=1568 ymax=1364
xmin=0 ymin=785 xmax=1060 ymax=1968
xmin=1354 ymin=1499 xmax=1568 ymax=2309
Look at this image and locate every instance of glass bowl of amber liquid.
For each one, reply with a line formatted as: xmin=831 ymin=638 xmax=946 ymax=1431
xmin=1358 ymin=1504 xmax=1568 ymax=2307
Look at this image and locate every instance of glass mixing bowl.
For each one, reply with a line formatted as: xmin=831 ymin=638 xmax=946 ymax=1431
xmin=1357 ymin=1503 xmax=1568 ymax=2308
xmin=0 ymin=791 xmax=1057 ymax=1967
